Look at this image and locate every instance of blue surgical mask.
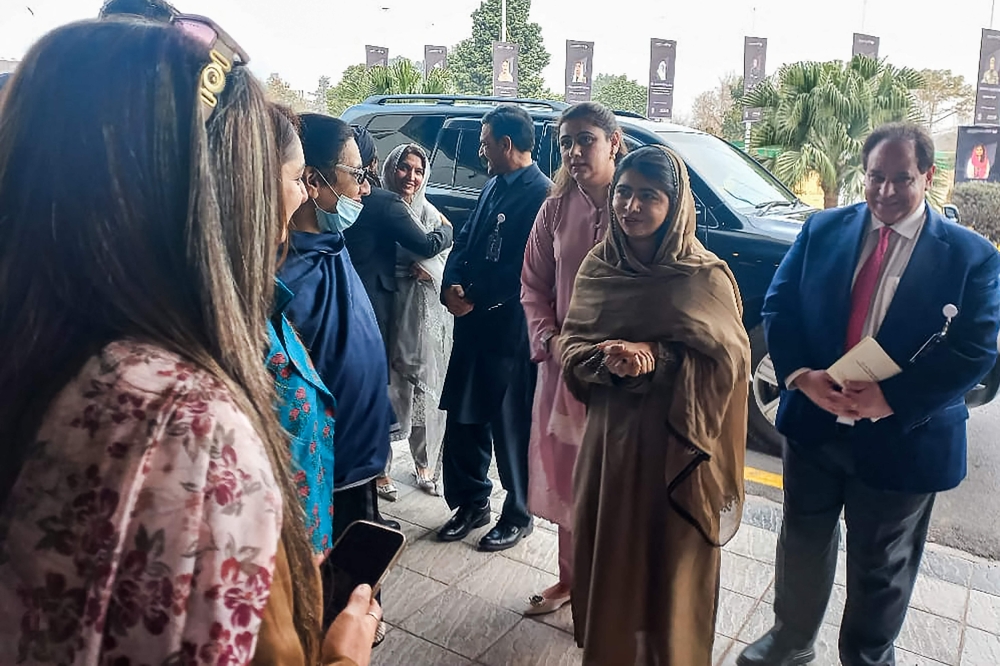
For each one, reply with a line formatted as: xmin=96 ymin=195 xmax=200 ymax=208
xmin=314 ymin=171 xmax=365 ymax=234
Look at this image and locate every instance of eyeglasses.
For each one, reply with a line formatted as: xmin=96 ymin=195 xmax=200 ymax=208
xmin=336 ymin=164 xmax=368 ymax=185
xmin=170 ymin=14 xmax=250 ymax=116
xmin=865 ymin=173 xmax=917 ymax=188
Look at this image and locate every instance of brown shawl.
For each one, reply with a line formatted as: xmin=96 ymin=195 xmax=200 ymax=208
xmin=560 ymin=145 xmax=750 ymax=546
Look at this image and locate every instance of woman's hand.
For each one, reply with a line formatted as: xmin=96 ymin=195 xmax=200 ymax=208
xmin=321 ymin=584 xmax=382 ymax=666
xmin=598 ymin=340 xmax=657 ymax=377
xmin=439 ymin=212 xmax=452 ymax=227
xmin=410 ymin=263 xmax=433 ymax=282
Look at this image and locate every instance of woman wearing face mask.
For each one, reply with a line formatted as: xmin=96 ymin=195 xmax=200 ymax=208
xmin=561 ymin=146 xmax=750 ymax=665
xmin=380 ymin=143 xmax=454 ymax=496
xmin=519 ymin=102 xmax=624 ymax=617
xmin=278 ymin=113 xmax=396 ymax=628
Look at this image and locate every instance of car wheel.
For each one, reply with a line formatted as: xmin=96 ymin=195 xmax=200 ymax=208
xmin=747 ymin=324 xmax=785 ymax=456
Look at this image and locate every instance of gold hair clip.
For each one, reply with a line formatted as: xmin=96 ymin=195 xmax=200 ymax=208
xmin=198 ymin=48 xmax=232 ymax=110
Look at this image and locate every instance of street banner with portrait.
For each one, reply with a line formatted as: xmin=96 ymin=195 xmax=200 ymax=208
xmin=565 ymin=40 xmax=595 ymax=103
xmin=424 ymin=45 xmax=447 ymax=77
xmin=955 ymin=126 xmax=1000 ymax=184
xmin=366 ymin=45 xmax=388 ymax=69
xmin=647 ymin=38 xmax=676 ymax=120
xmin=975 ymin=29 xmax=1000 ymax=125
xmin=852 ymin=33 xmax=879 ymax=58
xmin=493 ymin=41 xmax=518 ymax=98
xmin=743 ymin=37 xmax=767 ymax=122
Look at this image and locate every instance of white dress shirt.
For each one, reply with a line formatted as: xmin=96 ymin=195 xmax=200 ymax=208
xmin=786 ymin=203 xmax=927 ymax=393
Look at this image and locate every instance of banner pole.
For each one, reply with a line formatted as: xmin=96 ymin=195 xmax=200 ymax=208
xmin=501 ymin=0 xmax=508 ymax=42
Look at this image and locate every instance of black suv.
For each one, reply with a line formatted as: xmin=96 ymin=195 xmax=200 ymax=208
xmin=342 ymin=94 xmax=1000 ymax=453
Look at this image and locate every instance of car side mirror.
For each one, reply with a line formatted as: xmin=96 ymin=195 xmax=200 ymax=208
xmin=943 ymin=204 xmax=961 ymax=225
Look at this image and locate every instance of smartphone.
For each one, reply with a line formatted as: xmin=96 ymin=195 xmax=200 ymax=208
xmin=324 ymin=520 xmax=406 ymax=618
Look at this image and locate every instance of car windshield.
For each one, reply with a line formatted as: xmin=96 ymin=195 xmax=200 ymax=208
xmin=655 ymin=131 xmax=799 ymax=214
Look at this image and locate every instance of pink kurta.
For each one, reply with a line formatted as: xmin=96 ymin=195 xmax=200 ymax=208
xmin=521 ymin=185 xmax=610 ymax=528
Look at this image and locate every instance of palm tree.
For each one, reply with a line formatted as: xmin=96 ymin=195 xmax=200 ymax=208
xmin=328 ymin=59 xmax=454 ymax=116
xmin=745 ymin=56 xmax=923 ymax=208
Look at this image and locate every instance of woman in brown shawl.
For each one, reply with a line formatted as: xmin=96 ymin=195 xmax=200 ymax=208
xmin=560 ymin=145 xmax=751 ymax=666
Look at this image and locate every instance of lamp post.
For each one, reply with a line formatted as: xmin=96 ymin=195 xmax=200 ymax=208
xmin=501 ymin=0 xmax=508 ymax=42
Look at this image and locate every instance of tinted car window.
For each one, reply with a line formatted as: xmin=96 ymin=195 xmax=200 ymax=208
xmin=429 ymin=127 xmax=458 ymax=186
xmin=364 ymin=114 xmax=446 ymax=163
xmin=455 ymin=130 xmax=489 ymax=190
xmin=656 ymin=131 xmax=796 ymax=213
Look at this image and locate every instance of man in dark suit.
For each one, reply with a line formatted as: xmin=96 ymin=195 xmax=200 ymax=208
xmin=739 ymin=123 xmax=1000 ymax=666
xmin=436 ymin=105 xmax=551 ymax=551
xmin=344 ymin=126 xmax=453 ymax=363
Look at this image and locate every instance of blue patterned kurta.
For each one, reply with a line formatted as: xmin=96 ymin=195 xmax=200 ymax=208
xmin=266 ymin=280 xmax=337 ymax=556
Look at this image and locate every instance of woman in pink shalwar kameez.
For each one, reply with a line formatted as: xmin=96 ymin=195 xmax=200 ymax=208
xmin=520 ymin=102 xmax=625 ymax=616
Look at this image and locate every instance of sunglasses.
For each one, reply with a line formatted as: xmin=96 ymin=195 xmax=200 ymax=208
xmin=170 ymin=14 xmax=250 ymax=116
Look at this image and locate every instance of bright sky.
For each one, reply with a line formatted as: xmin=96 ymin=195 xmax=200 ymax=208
xmin=1 ymin=0 xmax=996 ymax=116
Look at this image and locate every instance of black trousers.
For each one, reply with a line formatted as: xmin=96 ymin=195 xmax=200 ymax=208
xmin=773 ymin=439 xmax=935 ymax=666
xmin=441 ymin=368 xmax=535 ymax=529
xmin=320 ymin=479 xmax=384 ymax=630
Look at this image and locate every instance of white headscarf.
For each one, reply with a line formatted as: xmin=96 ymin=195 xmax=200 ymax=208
xmin=382 ymin=143 xmax=449 ymax=283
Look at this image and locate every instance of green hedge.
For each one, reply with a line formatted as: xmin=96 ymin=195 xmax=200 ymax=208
xmin=952 ymin=182 xmax=1000 ymax=244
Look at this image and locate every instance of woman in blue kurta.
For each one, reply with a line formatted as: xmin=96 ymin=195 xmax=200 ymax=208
xmin=265 ymin=104 xmax=337 ymax=559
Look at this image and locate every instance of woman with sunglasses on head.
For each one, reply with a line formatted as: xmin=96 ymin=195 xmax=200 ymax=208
xmin=0 ymin=19 xmax=377 ymax=666
xmin=277 ymin=113 xmax=397 ymax=629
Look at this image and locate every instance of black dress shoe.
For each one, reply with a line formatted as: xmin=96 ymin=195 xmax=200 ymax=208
xmin=737 ymin=629 xmax=815 ymax=666
xmin=478 ymin=521 xmax=533 ymax=552
xmin=377 ymin=517 xmax=402 ymax=531
xmin=437 ymin=503 xmax=491 ymax=542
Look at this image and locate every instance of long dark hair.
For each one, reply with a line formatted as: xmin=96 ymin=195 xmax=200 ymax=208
xmin=0 ymin=20 xmax=318 ymax=659
xmin=551 ymin=101 xmax=627 ymax=198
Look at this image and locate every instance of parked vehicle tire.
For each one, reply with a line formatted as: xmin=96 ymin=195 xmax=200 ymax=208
xmin=747 ymin=324 xmax=785 ymax=456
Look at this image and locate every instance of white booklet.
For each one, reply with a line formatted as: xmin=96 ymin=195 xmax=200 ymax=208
xmin=827 ymin=336 xmax=902 ymax=387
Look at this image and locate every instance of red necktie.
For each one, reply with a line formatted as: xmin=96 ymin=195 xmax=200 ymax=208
xmin=846 ymin=226 xmax=892 ymax=350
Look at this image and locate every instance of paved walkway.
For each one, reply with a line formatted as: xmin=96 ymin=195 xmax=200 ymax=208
xmin=373 ymin=442 xmax=1000 ymax=665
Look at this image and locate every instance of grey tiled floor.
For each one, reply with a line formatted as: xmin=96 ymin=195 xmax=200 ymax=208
xmin=374 ymin=442 xmax=1000 ymax=665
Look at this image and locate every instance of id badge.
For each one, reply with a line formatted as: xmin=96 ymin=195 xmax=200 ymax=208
xmin=486 ymin=213 xmax=505 ymax=263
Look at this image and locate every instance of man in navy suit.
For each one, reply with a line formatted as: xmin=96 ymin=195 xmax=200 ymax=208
xmin=740 ymin=123 xmax=1000 ymax=666
xmin=436 ymin=105 xmax=551 ymax=551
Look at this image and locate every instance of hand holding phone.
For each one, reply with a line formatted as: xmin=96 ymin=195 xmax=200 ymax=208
xmin=324 ymin=520 xmax=406 ymax=619
xmin=322 ymin=584 xmax=381 ymax=666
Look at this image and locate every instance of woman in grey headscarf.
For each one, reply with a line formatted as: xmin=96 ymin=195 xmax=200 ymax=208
xmin=381 ymin=143 xmax=454 ymax=495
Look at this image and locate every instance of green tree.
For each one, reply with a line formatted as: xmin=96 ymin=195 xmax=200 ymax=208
xmin=312 ymin=76 xmax=331 ymax=113
xmin=746 ymin=57 xmax=923 ymax=208
xmin=326 ymin=65 xmax=369 ymax=116
xmin=449 ymin=0 xmax=551 ymax=97
xmin=265 ymin=72 xmax=310 ymax=112
xmin=592 ymin=74 xmax=647 ymax=116
xmin=690 ymin=73 xmax=744 ymax=141
xmin=913 ymin=69 xmax=975 ymax=131
xmin=326 ymin=60 xmax=454 ymax=117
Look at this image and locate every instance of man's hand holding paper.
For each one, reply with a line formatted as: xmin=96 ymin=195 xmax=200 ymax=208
xmin=792 ymin=370 xmax=860 ymax=420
